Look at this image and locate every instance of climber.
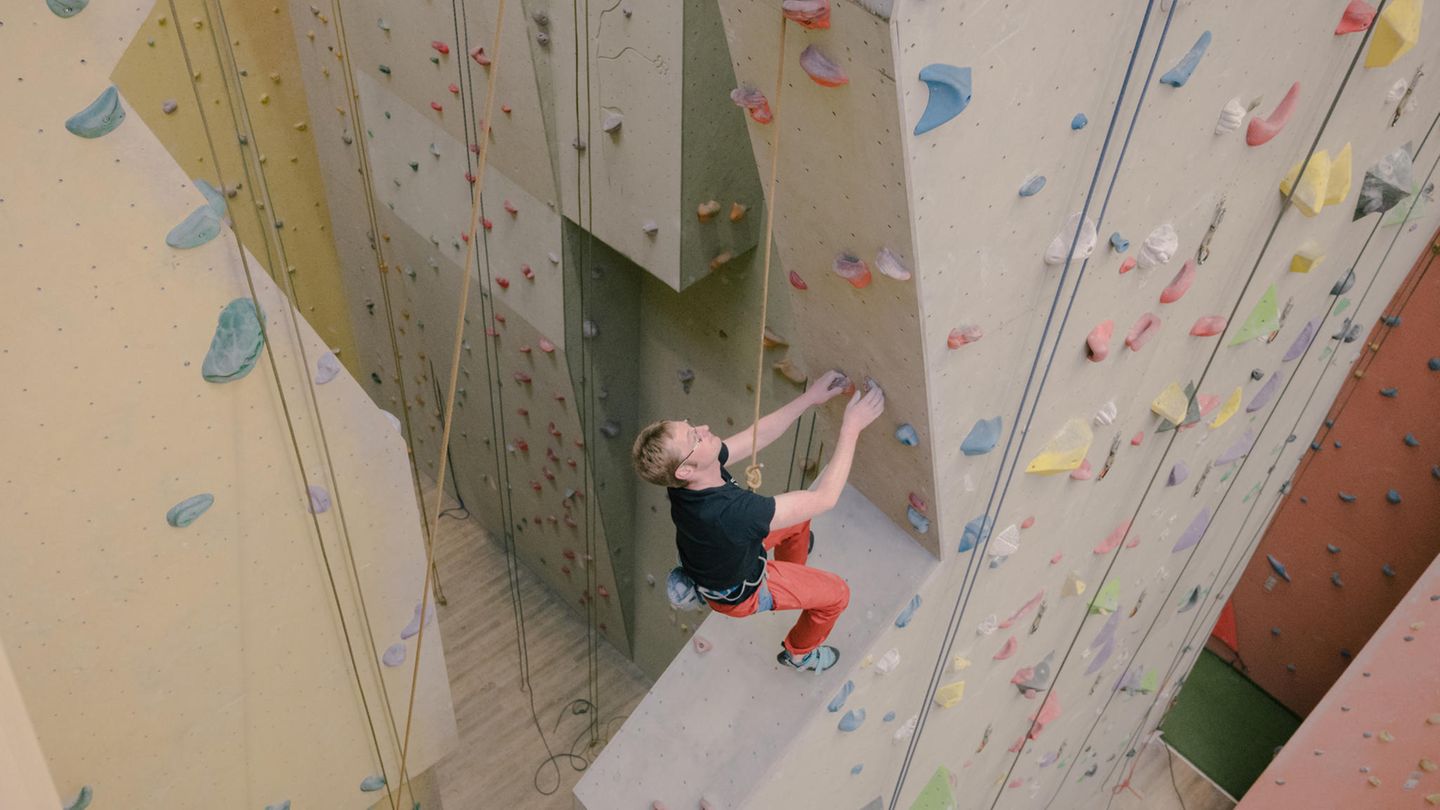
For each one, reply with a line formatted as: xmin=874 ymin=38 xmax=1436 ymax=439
xmin=631 ymin=371 xmax=885 ymax=673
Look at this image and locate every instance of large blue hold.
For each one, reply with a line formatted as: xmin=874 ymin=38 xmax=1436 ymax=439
xmin=1159 ymin=31 xmax=1212 ymax=88
xmin=65 ymin=85 xmax=125 ymax=138
xmin=828 ymin=680 xmax=854 ymax=712
xmin=838 ymin=708 xmax=866 ymax=732
xmin=958 ymin=514 xmax=993 ymax=553
xmin=1018 ymin=175 xmax=1047 ymax=197
xmin=166 ymin=493 xmax=215 ymax=527
xmin=914 ymin=64 xmax=972 ymax=136
xmin=201 ymin=298 xmax=265 ymax=383
xmin=961 ymin=416 xmax=1002 ymax=456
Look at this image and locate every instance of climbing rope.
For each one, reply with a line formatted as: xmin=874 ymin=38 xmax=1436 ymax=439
xmin=744 ymin=13 xmax=790 ymax=492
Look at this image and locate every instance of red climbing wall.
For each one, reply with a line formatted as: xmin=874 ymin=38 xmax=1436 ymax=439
xmin=1220 ymin=226 xmax=1440 ymax=717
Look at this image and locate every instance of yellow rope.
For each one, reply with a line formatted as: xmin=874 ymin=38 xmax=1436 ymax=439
xmin=745 ymin=13 xmax=789 ymax=491
xmin=394 ymin=0 xmax=509 ymax=792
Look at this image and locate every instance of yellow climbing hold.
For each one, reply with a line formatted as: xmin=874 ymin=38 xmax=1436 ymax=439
xmin=1426 ymin=792 xmax=1440 ymax=806
xmin=1365 ymin=0 xmax=1421 ymax=68
xmin=1368 ymin=775 xmax=1382 ymax=787
xmin=1062 ymin=572 xmax=1087 ymax=598
xmin=952 ymin=655 xmax=972 ymax=671
xmin=934 ymin=680 xmax=967 ymax=708
xmin=860 ymin=655 xmax=875 ymax=668
xmin=1420 ymin=758 xmax=1437 ymax=773
xmin=1151 ymin=382 xmax=1190 ymax=424
xmin=1211 ymin=387 xmax=1242 ymax=428
xmin=1290 ymin=244 xmax=1325 ymax=274
xmin=1025 ymin=418 xmax=1093 ymax=474
xmin=1428 ymin=713 xmax=1440 ymax=725
xmin=1378 ymin=730 xmax=1394 ymax=742
xmin=1279 ymin=149 xmax=1331 ymax=217
xmin=1326 ymin=143 xmax=1353 ymax=205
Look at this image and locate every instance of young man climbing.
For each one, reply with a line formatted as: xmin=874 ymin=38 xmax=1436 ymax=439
xmin=631 ymin=371 xmax=885 ymax=673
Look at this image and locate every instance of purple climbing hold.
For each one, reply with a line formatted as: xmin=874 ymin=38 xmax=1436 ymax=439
xmin=1167 ymin=462 xmax=1189 ymax=486
xmin=1171 ymin=507 xmax=1212 ymax=552
xmin=307 ymin=484 xmax=331 ymax=513
xmin=1338 ymin=491 xmax=1357 ymax=503
xmin=1216 ymin=429 xmax=1255 ymax=465
xmin=1283 ymin=318 xmax=1319 ymax=362
xmin=1386 ymin=489 xmax=1401 ymax=504
xmin=1267 ymin=554 xmax=1291 ymax=582
xmin=1247 ymin=372 xmax=1282 ymax=413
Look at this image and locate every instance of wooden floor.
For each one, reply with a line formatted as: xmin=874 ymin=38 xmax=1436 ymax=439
xmin=425 ymin=490 xmax=1234 ymax=810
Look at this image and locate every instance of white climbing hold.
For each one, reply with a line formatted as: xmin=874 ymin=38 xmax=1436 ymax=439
xmin=1215 ymin=97 xmax=1246 ymax=135
xmin=1093 ymin=400 xmax=1118 ymax=426
xmin=875 ymin=648 xmax=901 ymax=674
xmin=1136 ymin=224 xmax=1178 ymax=270
xmin=1044 ymin=212 xmax=1098 ymax=266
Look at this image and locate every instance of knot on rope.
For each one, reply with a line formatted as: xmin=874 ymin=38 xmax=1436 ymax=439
xmin=745 ymin=463 xmax=763 ymax=491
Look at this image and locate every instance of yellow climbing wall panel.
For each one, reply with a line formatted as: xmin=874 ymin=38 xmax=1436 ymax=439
xmin=110 ymin=0 xmax=359 ymax=372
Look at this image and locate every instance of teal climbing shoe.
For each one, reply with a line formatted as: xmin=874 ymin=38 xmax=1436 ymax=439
xmin=778 ymin=645 xmax=840 ymax=673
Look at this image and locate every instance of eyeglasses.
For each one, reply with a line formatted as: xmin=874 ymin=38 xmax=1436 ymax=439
xmin=675 ymin=422 xmax=702 ymax=471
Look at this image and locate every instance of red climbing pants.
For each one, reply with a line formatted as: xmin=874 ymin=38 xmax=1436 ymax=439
xmin=707 ymin=520 xmax=851 ymax=658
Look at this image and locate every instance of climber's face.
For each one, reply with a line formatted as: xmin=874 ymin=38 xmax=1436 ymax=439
xmin=670 ymin=420 xmax=717 ymax=483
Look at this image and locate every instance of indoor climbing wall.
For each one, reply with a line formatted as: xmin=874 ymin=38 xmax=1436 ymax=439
xmin=1237 ymin=552 xmax=1440 ymax=807
xmin=1 ymin=2 xmax=456 ymax=808
xmin=1220 ymin=227 xmax=1440 ymax=716
xmin=581 ymin=1 xmax=1440 ymax=808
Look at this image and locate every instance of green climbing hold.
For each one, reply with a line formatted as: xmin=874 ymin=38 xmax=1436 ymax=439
xmin=63 ymin=786 xmax=92 ymax=810
xmin=201 ymin=299 xmax=265 ymax=383
xmin=65 ymin=86 xmax=125 ymax=138
xmin=1229 ymin=285 xmax=1279 ymax=345
xmin=166 ymin=180 xmax=228 ymax=249
xmin=166 ymin=493 xmax=215 ymax=527
xmin=46 ymin=0 xmax=89 ymax=17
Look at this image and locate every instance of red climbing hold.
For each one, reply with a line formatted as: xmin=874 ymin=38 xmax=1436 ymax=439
xmin=833 ymin=252 xmax=872 ymax=289
xmin=470 ymin=45 xmax=491 ymax=65
xmin=1246 ymin=82 xmax=1300 ymax=147
xmin=514 ymin=371 xmax=531 ymax=383
xmin=515 ymin=439 xmax=529 ymax=451
xmin=430 ymin=101 xmax=444 ymax=113
xmin=1190 ymin=315 xmax=1227 ymax=336
xmin=994 ymin=636 xmax=1018 ymax=660
xmin=496 ymin=277 xmax=510 ymax=289
xmin=788 ymin=270 xmax=808 ymax=290
xmin=494 ymin=313 xmax=506 ymax=324
xmin=1021 ymin=516 xmax=1035 ymax=529
xmin=1159 ymin=259 xmax=1196 ymax=304
xmin=516 ymin=408 xmax=528 ymax=417
xmin=461 ymin=231 xmax=471 ymax=242
xmin=909 ymin=492 xmax=928 ymax=513
xmin=1130 ymin=431 xmax=1144 ymax=446
xmin=464 ymin=171 xmax=476 ymax=184
xmin=449 ymin=83 xmax=460 ymax=95
xmin=1335 ymin=0 xmax=1377 ymax=34
xmin=431 ymin=40 xmax=451 ymax=55
xmin=482 ymin=218 xmax=493 ymax=231
xmin=948 ymin=326 xmax=983 ymax=349
xmin=522 ymin=264 xmax=535 ymax=280
xmin=1118 ymin=256 xmax=1137 ymax=275
xmin=501 ymin=104 xmax=512 ymax=114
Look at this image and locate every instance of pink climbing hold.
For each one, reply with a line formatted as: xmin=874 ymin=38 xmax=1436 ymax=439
xmin=539 ymin=337 xmax=555 ymax=353
xmin=1119 ymin=256 xmax=1137 ymax=275
xmin=1159 ymin=259 xmax=1196 ymax=304
xmin=1196 ymin=393 xmax=1220 ymax=417
xmin=514 ymin=371 xmax=531 ymax=383
xmin=1130 ymin=431 xmax=1144 ymax=446
xmin=908 ymin=492 xmax=928 ymax=513
xmin=1069 ymin=458 xmax=1093 ymax=480
xmin=449 ymin=83 xmax=460 ymax=95
xmin=994 ymin=636 xmax=1018 ymax=660
xmin=1029 ymin=694 xmax=1062 ymax=738
xmin=693 ymin=635 xmax=711 ymax=653
xmin=1125 ymin=534 xmax=1141 ymax=549
xmin=504 ymin=200 xmax=518 ymax=215
xmin=522 ymin=264 xmax=535 ymax=280
xmin=464 ymin=171 xmax=476 ymax=185
xmin=518 ymin=344 xmax=532 ymax=354
xmin=1335 ymin=0 xmax=1377 ymax=34
xmin=1049 ymin=552 xmax=1063 ymax=565
xmin=1247 ymin=82 xmax=1300 ymax=147
xmin=799 ymin=45 xmax=849 ymax=87
xmin=948 ymin=325 xmax=984 ymax=349
xmin=788 ymin=270 xmax=808 ymax=290
xmin=431 ymin=40 xmax=450 ymax=55
xmin=496 ymin=277 xmax=510 ymax=289
xmin=430 ymin=101 xmax=444 ymax=113
xmin=832 ymin=252 xmax=872 ymax=288
xmin=783 ymin=0 xmax=830 ymax=29
xmin=1094 ymin=520 xmax=1131 ymax=555
xmin=1190 ymin=315 xmax=1227 ymax=336
xmin=999 ymin=591 xmax=1044 ymax=629
xmin=729 ymin=86 xmax=774 ymax=124
xmin=1021 ymin=516 xmax=1035 ymax=529
xmin=470 ymin=45 xmax=491 ymax=65
xmin=1125 ymin=312 xmax=1161 ymax=351
xmin=482 ymin=217 xmax=493 ymax=231
xmin=1086 ymin=320 xmax=1114 ymax=362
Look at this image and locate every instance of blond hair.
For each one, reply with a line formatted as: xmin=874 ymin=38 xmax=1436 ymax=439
xmin=632 ymin=420 xmax=684 ymax=487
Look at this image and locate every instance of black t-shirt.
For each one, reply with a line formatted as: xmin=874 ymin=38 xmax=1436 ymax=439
xmin=667 ymin=443 xmax=776 ymax=604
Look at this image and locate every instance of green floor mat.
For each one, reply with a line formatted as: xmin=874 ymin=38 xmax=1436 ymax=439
xmin=1160 ymin=650 xmax=1302 ymax=799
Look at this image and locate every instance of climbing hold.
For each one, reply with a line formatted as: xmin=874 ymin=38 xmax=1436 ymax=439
xmin=773 ymin=357 xmax=807 ymax=385
xmin=1280 ymin=151 xmax=1334 ymax=217
xmin=1380 ymin=386 xmax=1398 ymax=398
xmin=1019 ymin=175 xmax=1047 ymax=197
xmin=1125 ymin=313 xmax=1162 ymax=352
xmin=1131 ymin=431 xmax=1144 ymax=446
xmin=896 ymin=594 xmax=923 ymax=627
xmin=906 ymin=506 xmax=930 ymax=534
xmin=66 ymin=86 xmax=126 ymax=138
xmin=381 ymin=642 xmax=405 ymax=667
xmin=909 ymin=493 xmax=928 ymax=514
xmin=1062 ymin=572 xmax=1087 ymax=598
xmin=1093 ymin=400 xmax=1118 ymax=426
xmin=1283 ymin=318 xmax=1319 ymax=362
xmin=1247 ymin=372 xmax=1281 ymax=413
xmin=1020 ymin=516 xmax=1035 ymax=529
xmin=1190 ymin=315 xmax=1227 ymax=337
xmin=1171 ymin=507 xmax=1212 ymax=552
xmin=947 ymin=325 xmax=983 ymax=348
xmin=782 ymin=0 xmax=830 ymax=27
xmin=1178 ymin=586 xmax=1202 ymax=612
xmin=961 ymin=416 xmax=1002 ymax=456
xmin=1328 ymin=143 xmax=1354 ymax=205
xmin=202 ymin=299 xmax=265 ymax=383
xmin=1159 ymin=31 xmax=1212 ymax=87
xmin=1404 ymin=433 xmax=1420 ymax=446
xmin=875 ymin=247 xmax=912 ymax=281
xmin=360 ymin=775 xmax=386 ymax=792
xmin=1382 ymin=314 xmax=1401 ymax=326
xmin=1382 ymin=564 xmax=1397 ymax=577
xmin=1109 ymin=232 xmax=1129 ymax=252
xmin=1331 ymin=269 xmax=1358 ymax=297
xmin=914 ymin=64 xmax=972 ymax=135
xmin=1168 ymin=462 xmax=1189 ymax=487
xmin=989 ymin=524 xmax=1020 ymax=558
xmin=1215 ymin=97 xmax=1247 ymax=135
xmin=1044 ymin=212 xmax=1098 ymax=266
xmin=161 ymin=98 xmax=179 ymax=115
xmin=167 ymin=179 xmax=229 ymax=249
xmin=1088 ymin=580 xmax=1120 ymax=615
xmin=934 ymin=680 xmax=967 ymax=708
xmin=1086 ymin=320 xmax=1114 ymax=362
xmin=696 ymin=200 xmax=721 ymax=222
xmin=826 ymin=681 xmax=854 ymax=713
xmin=1211 ymin=387 xmax=1241 ymax=428
xmin=1119 ymin=257 xmax=1138 ymax=274
xmin=958 ymin=514 xmax=993 ymax=552
xmin=1357 ymin=145 xmax=1415 ymax=220
xmin=307 ymin=484 xmax=331 ymax=514
xmin=47 ymin=0 xmax=90 ymax=16
xmin=1428 ymin=358 xmax=1440 ymax=370
xmin=1071 ymin=113 xmax=1089 ymax=130
xmin=1159 ymin=259 xmax=1197 ymax=304
xmin=1267 ymin=554 xmax=1292 ymax=582
xmin=895 ymin=424 xmax=919 ymax=446
xmin=1093 ymin=521 xmax=1130 ymax=555
xmin=1386 ymin=488 xmax=1401 ymax=504
xmin=1069 ymin=459 xmax=1093 ymax=481
xmin=994 ymin=637 xmax=1018 ymax=660
xmin=63 ymin=787 xmax=93 ymax=810
xmin=1230 ymin=285 xmax=1279 ymax=345
xmin=1026 ymin=418 xmax=1092 ymax=473
xmin=1338 ymin=491 xmax=1357 ymax=503
xmin=875 ymin=648 xmax=901 ymax=673
xmin=800 ymin=45 xmax=849 ymax=87
xmin=832 ymin=252 xmax=872 ymax=289
xmin=1217 ymin=429 xmax=1256 ymax=466
xmin=1247 ymin=82 xmax=1300 ymax=146
xmin=1336 ymin=1 xmax=1378 ymax=34
xmin=1365 ymin=0 xmax=1421 ymax=67
xmin=1136 ymin=224 xmax=1178 ymax=271
xmin=787 ymin=271 xmax=808 ymax=290
xmin=849 ymin=765 xmax=863 ymax=776
xmin=166 ymin=494 xmax=215 ymax=528
xmin=1151 ymin=382 xmax=1189 ymax=423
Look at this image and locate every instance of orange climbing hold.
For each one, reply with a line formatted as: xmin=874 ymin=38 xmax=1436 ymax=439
xmin=697 ymin=200 xmax=721 ymax=222
xmin=782 ymin=0 xmax=830 ymax=29
xmin=431 ymin=40 xmax=450 ymax=55
xmin=833 ymin=252 xmax=872 ymax=288
xmin=948 ymin=326 xmax=983 ymax=349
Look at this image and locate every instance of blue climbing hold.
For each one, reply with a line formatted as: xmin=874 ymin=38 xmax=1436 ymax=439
xmin=1159 ymin=31 xmax=1212 ymax=87
xmin=1110 ymin=232 xmax=1129 ymax=252
xmin=202 ymin=299 xmax=265 ymax=383
xmin=264 ymin=802 xmax=291 ymax=810
xmin=1338 ymin=491 xmax=1357 ymax=503
xmin=851 ymin=764 xmax=863 ymax=776
xmin=1325 ymin=418 xmax=1336 ymax=427
xmin=1071 ymin=113 xmax=1089 ymax=130
xmin=63 ymin=786 xmax=92 ymax=810
xmin=1381 ymin=564 xmax=1396 ymax=578
xmin=1270 ymin=626 xmax=1281 ymax=636
xmin=1334 ymin=440 xmax=1342 ymax=448
xmin=883 ymin=711 xmax=896 ymax=722
xmin=914 ymin=64 xmax=972 ymax=136
xmin=166 ymin=493 xmax=215 ymax=527
xmin=961 ymin=416 xmax=1002 ymax=456
xmin=1310 ymin=441 xmax=1322 ymax=451
xmin=958 ymin=514 xmax=993 ymax=553
xmin=906 ymin=506 xmax=930 ymax=534
xmin=1331 ymin=572 xmax=1344 ymax=587
xmin=1266 ymin=554 xmax=1291 ymax=582
xmin=895 ymin=423 xmax=920 ymax=446
xmin=167 ymin=179 xmax=229 ymax=249
xmin=828 ymin=680 xmax=854 ymax=712
xmin=1429 ymin=357 xmax=1440 ymax=371
xmin=1019 ymin=175 xmax=1047 ymax=197
xmin=896 ymin=594 xmax=922 ymax=628
xmin=1326 ymin=544 xmax=1341 ymax=554
xmin=47 ymin=0 xmax=89 ymax=17
xmin=1331 ymin=270 xmax=1356 ymax=295
xmin=1404 ymin=433 xmax=1420 ymax=447
xmin=65 ymin=85 xmax=125 ymax=138
xmin=360 ymin=775 xmax=386 ymax=792
xmin=1386 ymin=489 xmax=1401 ymax=504
xmin=1383 ymin=315 xmax=1401 ymax=326
xmin=1380 ymin=387 xmax=1398 ymax=398
xmin=838 ymin=708 xmax=866 ymax=732
xmin=1432 ymin=464 xmax=1440 ymax=480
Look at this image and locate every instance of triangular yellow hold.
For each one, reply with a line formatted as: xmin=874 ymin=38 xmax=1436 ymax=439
xmin=952 ymin=655 xmax=972 ymax=671
xmin=1062 ymin=572 xmax=1087 ymax=597
xmin=1365 ymin=0 xmax=1422 ymax=68
xmin=1025 ymin=417 xmax=1093 ymax=473
xmin=1151 ymin=382 xmax=1190 ymax=424
xmin=934 ymin=680 xmax=967 ymax=708
xmin=1290 ymin=243 xmax=1325 ymax=273
xmin=1326 ymin=143 xmax=1353 ymax=205
xmin=1280 ymin=150 xmax=1331 ymax=216
xmin=1211 ymin=387 xmax=1242 ymax=428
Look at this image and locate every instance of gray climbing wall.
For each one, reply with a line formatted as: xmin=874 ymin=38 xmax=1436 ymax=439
xmin=1 ymin=1 xmax=457 ymax=807
xmin=580 ymin=1 xmax=1440 ymax=808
